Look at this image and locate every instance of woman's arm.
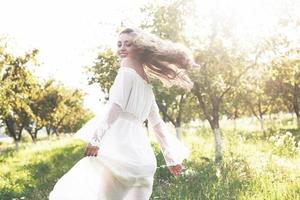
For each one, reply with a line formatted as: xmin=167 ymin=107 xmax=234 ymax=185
xmin=84 ymin=68 xmax=134 ymax=156
xmin=148 ymin=97 xmax=189 ymax=175
xmin=84 ymin=103 xmax=122 ymax=156
xmin=89 ymin=103 xmax=122 ymax=147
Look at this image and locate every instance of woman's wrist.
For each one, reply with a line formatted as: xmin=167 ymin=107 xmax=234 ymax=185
xmin=89 ymin=139 xmax=101 ymax=147
xmin=90 ymin=125 xmax=109 ymax=147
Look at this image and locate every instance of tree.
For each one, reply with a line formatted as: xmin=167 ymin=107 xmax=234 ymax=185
xmin=268 ymin=9 xmax=300 ymax=130
xmin=241 ymin=66 xmax=276 ymax=136
xmin=140 ymin=0 xmax=194 ymax=45
xmin=44 ymin=84 xmax=88 ymax=136
xmin=271 ymin=48 xmax=300 ymax=130
xmin=223 ymin=86 xmax=247 ymax=131
xmin=189 ymin=10 xmax=266 ymax=161
xmin=140 ymin=0 xmax=198 ymax=139
xmin=22 ymin=80 xmax=91 ymax=141
xmin=22 ymin=82 xmax=44 ymax=142
xmin=87 ymin=48 xmax=119 ymax=101
xmin=0 ymin=49 xmax=39 ymax=148
xmin=153 ymin=81 xmax=199 ymax=138
xmin=191 ymin=43 xmax=249 ymax=162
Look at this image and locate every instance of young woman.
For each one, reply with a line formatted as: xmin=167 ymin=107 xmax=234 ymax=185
xmin=49 ymin=28 xmax=199 ymax=200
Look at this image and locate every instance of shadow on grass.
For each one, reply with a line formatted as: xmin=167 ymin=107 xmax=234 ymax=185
xmin=0 ymin=142 xmax=85 ymax=200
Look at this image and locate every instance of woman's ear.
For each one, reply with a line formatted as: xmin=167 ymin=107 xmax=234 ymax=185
xmin=192 ymin=63 xmax=201 ymax=68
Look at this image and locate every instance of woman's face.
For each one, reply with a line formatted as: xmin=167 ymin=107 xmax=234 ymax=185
xmin=117 ymin=33 xmax=138 ymax=59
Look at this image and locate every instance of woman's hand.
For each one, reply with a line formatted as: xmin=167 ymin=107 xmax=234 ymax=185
xmin=84 ymin=143 xmax=99 ymax=157
xmin=168 ymin=164 xmax=183 ymax=176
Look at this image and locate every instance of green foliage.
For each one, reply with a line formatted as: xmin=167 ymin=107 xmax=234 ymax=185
xmin=140 ymin=0 xmax=199 ymax=129
xmin=86 ymin=48 xmax=119 ymax=101
xmin=0 ymin=48 xmax=39 ymax=142
xmin=140 ymin=0 xmax=196 ymax=44
xmin=0 ymin=42 xmax=91 ymax=143
xmin=153 ymin=83 xmax=199 ymax=126
xmin=269 ymin=131 xmax=300 ymax=157
xmin=36 ymin=81 xmax=92 ymax=136
xmin=270 ymin=47 xmax=300 ymax=129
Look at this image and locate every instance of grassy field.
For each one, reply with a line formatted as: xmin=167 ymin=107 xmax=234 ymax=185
xmin=1 ymin=115 xmax=300 ymax=200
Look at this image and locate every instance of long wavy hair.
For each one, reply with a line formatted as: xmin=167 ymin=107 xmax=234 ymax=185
xmin=119 ymin=28 xmax=199 ymax=91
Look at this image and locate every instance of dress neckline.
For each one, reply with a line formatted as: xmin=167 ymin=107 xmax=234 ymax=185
xmin=120 ymin=67 xmax=152 ymax=87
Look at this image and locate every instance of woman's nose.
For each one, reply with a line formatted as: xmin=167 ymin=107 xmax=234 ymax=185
xmin=120 ymin=45 xmax=126 ymax=50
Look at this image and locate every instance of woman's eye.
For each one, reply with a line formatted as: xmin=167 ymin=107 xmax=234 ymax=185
xmin=117 ymin=43 xmax=122 ymax=48
xmin=126 ymin=43 xmax=131 ymax=47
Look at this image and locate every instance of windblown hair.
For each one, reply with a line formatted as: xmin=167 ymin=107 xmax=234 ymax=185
xmin=119 ymin=28 xmax=199 ymax=91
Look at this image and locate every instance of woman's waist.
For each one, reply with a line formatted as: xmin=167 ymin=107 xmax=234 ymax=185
xmin=118 ymin=112 xmax=145 ymax=124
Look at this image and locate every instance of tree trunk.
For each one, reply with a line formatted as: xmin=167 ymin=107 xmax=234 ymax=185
xmin=233 ymin=119 xmax=237 ymax=131
xmin=259 ymin=118 xmax=265 ymax=134
xmin=202 ymin=120 xmax=205 ymax=129
xmin=54 ymin=130 xmax=59 ymax=137
xmin=29 ymin=132 xmax=37 ymax=143
xmin=213 ymin=128 xmax=222 ymax=163
xmin=194 ymin=88 xmax=223 ymax=163
xmin=175 ymin=126 xmax=181 ymax=140
xmin=297 ymin=115 xmax=300 ymax=131
xmin=32 ymin=133 xmax=37 ymax=143
xmin=14 ymin=140 xmax=20 ymax=151
xmin=208 ymin=116 xmax=222 ymax=163
xmin=5 ymin=118 xmax=23 ymax=149
xmin=233 ymin=108 xmax=238 ymax=130
xmin=46 ymin=126 xmax=51 ymax=136
xmin=210 ymin=99 xmax=222 ymax=163
xmin=293 ymin=84 xmax=300 ymax=131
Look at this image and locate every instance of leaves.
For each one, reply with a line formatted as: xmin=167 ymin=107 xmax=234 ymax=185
xmin=0 ymin=39 xmax=91 ymax=143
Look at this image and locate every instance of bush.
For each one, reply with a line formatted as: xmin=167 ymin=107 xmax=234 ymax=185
xmin=269 ymin=131 xmax=300 ymax=157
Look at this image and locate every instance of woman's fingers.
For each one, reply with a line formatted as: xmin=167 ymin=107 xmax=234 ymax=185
xmin=92 ymin=148 xmax=98 ymax=156
xmin=84 ymin=147 xmax=91 ymax=156
xmin=84 ymin=144 xmax=99 ymax=157
xmin=169 ymin=164 xmax=183 ymax=176
xmin=174 ymin=166 xmax=181 ymax=176
xmin=176 ymin=165 xmax=182 ymax=173
xmin=89 ymin=147 xmax=97 ymax=157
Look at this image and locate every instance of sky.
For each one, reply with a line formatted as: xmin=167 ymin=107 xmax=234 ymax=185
xmin=0 ymin=0 xmax=149 ymax=114
xmin=1 ymin=0 xmax=299 ymax=114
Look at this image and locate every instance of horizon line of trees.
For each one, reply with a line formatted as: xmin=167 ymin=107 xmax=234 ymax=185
xmin=0 ymin=39 xmax=93 ymax=149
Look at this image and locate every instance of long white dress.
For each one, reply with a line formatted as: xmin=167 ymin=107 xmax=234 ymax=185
xmin=48 ymin=67 xmax=189 ymax=200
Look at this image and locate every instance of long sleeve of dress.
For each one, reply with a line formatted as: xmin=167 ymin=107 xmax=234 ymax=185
xmin=74 ymin=68 xmax=134 ymax=147
xmin=88 ymin=103 xmax=122 ymax=147
xmin=147 ymin=98 xmax=190 ymax=166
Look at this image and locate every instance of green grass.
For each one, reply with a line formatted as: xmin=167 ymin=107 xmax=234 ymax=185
xmin=150 ymin=130 xmax=300 ymax=200
xmin=0 ymin=136 xmax=85 ymax=200
xmin=1 ymin=114 xmax=300 ymax=200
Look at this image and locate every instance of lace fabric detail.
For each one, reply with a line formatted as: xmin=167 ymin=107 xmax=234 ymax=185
xmin=89 ymin=103 xmax=122 ymax=147
xmin=147 ymin=98 xmax=189 ymax=166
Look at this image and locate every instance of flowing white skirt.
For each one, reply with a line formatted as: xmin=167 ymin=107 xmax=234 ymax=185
xmin=49 ymin=114 xmax=157 ymax=200
xmin=49 ymin=157 xmax=154 ymax=200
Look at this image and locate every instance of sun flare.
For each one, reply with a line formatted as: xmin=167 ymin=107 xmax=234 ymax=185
xmin=188 ymin=0 xmax=300 ymax=45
